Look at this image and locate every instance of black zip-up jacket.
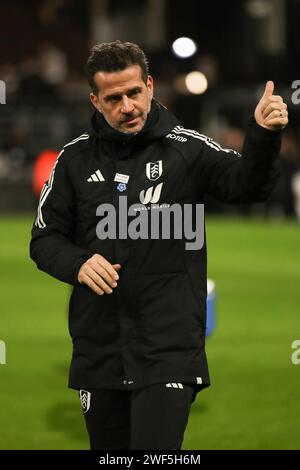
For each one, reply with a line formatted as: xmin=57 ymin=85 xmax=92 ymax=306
xmin=30 ymin=100 xmax=281 ymax=400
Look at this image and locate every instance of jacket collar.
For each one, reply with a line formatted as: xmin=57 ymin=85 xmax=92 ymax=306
xmin=91 ymin=99 xmax=179 ymax=146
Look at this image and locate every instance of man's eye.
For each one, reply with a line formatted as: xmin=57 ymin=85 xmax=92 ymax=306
xmin=129 ymin=90 xmax=139 ymax=97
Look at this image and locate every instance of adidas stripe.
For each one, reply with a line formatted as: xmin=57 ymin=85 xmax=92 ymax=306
xmin=172 ymin=126 xmax=240 ymax=155
xmin=166 ymin=383 xmax=184 ymax=389
xmin=35 ymin=134 xmax=90 ymax=228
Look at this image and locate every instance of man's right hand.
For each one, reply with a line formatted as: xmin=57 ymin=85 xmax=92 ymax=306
xmin=78 ymin=254 xmax=121 ymax=295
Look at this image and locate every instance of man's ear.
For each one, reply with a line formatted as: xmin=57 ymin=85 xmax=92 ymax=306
xmin=147 ymin=75 xmax=154 ymax=100
xmin=90 ymin=92 xmax=101 ymax=113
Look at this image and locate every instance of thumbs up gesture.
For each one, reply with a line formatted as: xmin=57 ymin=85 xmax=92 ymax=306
xmin=254 ymin=81 xmax=288 ymax=131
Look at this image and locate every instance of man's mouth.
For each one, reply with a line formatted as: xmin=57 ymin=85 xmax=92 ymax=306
xmin=123 ymin=115 xmax=140 ymax=125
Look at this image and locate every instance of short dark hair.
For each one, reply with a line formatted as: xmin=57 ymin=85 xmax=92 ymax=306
xmin=85 ymin=40 xmax=149 ymax=94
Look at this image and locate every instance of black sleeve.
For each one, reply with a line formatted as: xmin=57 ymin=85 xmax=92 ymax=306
xmin=30 ymin=150 xmax=92 ymax=285
xmin=191 ymin=117 xmax=281 ymax=203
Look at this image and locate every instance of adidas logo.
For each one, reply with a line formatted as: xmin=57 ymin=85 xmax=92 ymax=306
xmin=87 ymin=169 xmax=105 ymax=182
xmin=166 ymin=383 xmax=184 ymax=389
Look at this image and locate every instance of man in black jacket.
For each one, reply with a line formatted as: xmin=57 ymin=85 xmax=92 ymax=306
xmin=30 ymin=41 xmax=288 ymax=450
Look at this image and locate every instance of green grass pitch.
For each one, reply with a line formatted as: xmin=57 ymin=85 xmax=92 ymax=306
xmin=0 ymin=215 xmax=299 ymax=449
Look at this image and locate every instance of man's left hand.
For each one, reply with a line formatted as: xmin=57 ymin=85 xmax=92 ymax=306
xmin=254 ymin=80 xmax=288 ymax=131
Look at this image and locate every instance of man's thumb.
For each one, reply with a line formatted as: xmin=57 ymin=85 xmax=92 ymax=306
xmin=113 ymin=264 xmax=122 ymax=270
xmin=262 ymin=80 xmax=274 ymax=99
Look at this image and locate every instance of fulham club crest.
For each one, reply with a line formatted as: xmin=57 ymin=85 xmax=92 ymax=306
xmin=79 ymin=390 xmax=91 ymax=413
xmin=146 ymin=160 xmax=163 ymax=181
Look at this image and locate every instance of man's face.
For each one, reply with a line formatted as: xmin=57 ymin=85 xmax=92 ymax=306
xmin=90 ymin=65 xmax=154 ymax=134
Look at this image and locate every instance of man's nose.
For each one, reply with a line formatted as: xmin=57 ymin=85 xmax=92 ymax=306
xmin=121 ymin=96 xmax=134 ymax=114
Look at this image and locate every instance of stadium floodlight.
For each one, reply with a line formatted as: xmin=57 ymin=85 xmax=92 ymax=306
xmin=172 ymin=37 xmax=197 ymax=58
xmin=185 ymin=71 xmax=208 ymax=94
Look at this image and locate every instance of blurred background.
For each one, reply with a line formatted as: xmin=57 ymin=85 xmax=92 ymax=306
xmin=0 ymin=0 xmax=300 ymax=450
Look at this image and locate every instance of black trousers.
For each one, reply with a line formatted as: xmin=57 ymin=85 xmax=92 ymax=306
xmin=78 ymin=383 xmax=195 ymax=450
